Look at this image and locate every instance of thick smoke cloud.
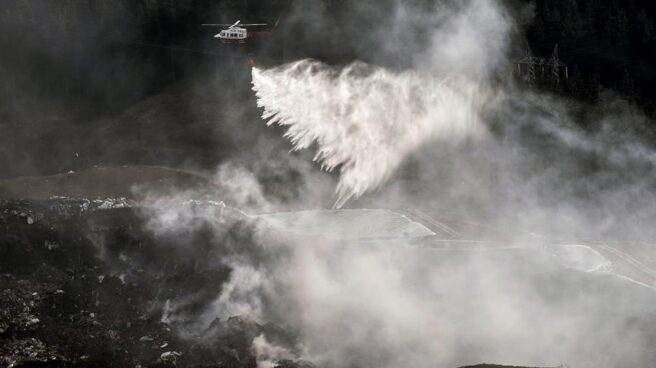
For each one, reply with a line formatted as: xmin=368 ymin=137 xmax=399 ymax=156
xmin=146 ymin=195 xmax=656 ymax=368
xmin=251 ymin=0 xmax=656 ymax=242
xmin=133 ymin=0 xmax=656 ymax=367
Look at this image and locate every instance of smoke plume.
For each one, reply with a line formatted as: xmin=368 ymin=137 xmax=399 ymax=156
xmin=140 ymin=0 xmax=656 ymax=367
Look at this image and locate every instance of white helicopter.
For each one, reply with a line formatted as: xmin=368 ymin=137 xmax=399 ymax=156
xmin=201 ymin=20 xmax=277 ymax=43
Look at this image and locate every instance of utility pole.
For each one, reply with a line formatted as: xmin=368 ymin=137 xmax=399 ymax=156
xmin=551 ymin=44 xmax=560 ymax=85
xmin=516 ymin=45 xmax=537 ymax=85
xmin=549 ymin=44 xmax=568 ymax=85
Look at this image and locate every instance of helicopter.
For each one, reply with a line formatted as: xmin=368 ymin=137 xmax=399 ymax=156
xmin=202 ymin=20 xmax=278 ymax=43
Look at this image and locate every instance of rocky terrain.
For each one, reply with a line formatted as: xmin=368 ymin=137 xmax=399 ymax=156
xmin=0 ymin=197 xmax=309 ymax=368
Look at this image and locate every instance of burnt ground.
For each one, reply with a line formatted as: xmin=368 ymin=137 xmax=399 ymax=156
xmin=0 ymin=198 xmax=308 ymax=368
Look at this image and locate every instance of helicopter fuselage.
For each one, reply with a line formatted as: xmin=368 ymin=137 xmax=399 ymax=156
xmin=212 ymin=23 xmax=276 ymax=43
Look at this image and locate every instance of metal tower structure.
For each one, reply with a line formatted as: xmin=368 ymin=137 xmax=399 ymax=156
xmin=516 ymin=44 xmax=568 ymax=86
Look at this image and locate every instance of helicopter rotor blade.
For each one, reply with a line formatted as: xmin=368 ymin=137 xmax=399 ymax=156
xmin=201 ymin=20 xmax=267 ymax=27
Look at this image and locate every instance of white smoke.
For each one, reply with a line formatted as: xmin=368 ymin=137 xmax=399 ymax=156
xmin=252 ymin=334 xmax=294 ymax=368
xmin=148 ymin=200 xmax=656 ymax=368
xmin=204 ymin=261 xmax=271 ymax=322
xmin=141 ymin=0 xmax=656 ymax=367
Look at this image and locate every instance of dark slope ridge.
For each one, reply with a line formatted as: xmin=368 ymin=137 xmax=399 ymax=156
xmin=0 ymin=166 xmax=218 ymax=201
